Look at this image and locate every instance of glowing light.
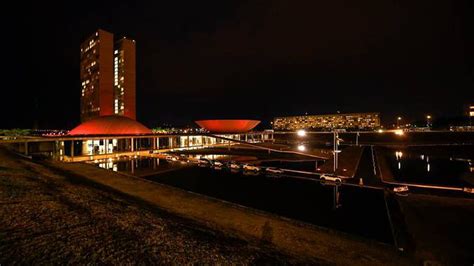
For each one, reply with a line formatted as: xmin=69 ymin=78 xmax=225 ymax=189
xmin=394 ymin=129 xmax=404 ymax=136
xmin=395 ymin=151 xmax=403 ymax=159
xmin=297 ymin=145 xmax=306 ymax=151
xmin=377 ymin=129 xmax=384 ymax=133
xmin=427 ymin=163 xmax=431 ymax=172
xmin=398 ymin=162 xmax=401 ymax=169
xmin=297 ymin=129 xmax=307 ymax=137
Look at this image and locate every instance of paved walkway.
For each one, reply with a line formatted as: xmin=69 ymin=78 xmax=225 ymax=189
xmin=317 ymin=146 xmax=364 ymax=177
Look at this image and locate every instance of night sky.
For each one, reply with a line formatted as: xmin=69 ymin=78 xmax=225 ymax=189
xmin=2 ymin=0 xmax=473 ymax=129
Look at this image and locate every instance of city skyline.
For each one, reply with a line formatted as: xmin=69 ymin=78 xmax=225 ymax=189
xmin=2 ymin=0 xmax=473 ymax=129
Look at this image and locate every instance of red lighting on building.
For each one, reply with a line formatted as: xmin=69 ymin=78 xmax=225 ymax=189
xmin=69 ymin=115 xmax=151 ymax=136
xmin=195 ymin=120 xmax=260 ymax=133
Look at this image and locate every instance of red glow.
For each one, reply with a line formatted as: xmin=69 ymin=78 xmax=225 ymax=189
xmin=69 ymin=115 xmax=151 ymax=136
xmin=195 ymin=120 xmax=260 ymax=133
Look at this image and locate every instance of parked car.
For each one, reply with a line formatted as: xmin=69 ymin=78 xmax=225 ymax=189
xmin=212 ymin=160 xmax=224 ymax=168
xmin=165 ymin=155 xmax=178 ymax=162
xmin=393 ymin=186 xmax=409 ymax=193
xmin=243 ymin=170 xmax=260 ymax=176
xmin=265 ymin=167 xmax=284 ymax=174
xmin=320 ymin=174 xmax=342 ymax=184
xmin=227 ymin=161 xmax=241 ymax=170
xmin=243 ymin=164 xmax=260 ymax=172
xmin=198 ymin=158 xmax=211 ymax=166
xmin=178 ymin=155 xmax=190 ymax=163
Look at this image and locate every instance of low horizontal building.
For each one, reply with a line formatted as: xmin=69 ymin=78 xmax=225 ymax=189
xmin=273 ymin=112 xmax=380 ymax=131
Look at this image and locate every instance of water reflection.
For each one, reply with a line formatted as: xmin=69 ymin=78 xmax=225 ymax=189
xmin=390 ymin=149 xmax=472 ymax=186
xmin=143 ymin=166 xmax=393 ymax=243
xmin=93 ymin=157 xmax=176 ymax=176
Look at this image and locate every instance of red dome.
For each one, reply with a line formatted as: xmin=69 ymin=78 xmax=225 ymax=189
xmin=195 ymin=120 xmax=260 ymax=133
xmin=69 ymin=115 xmax=152 ymax=136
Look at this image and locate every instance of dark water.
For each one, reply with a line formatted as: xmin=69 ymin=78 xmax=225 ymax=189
xmin=94 ymin=157 xmax=180 ymax=176
xmin=144 ymin=166 xmax=393 ymax=244
xmin=387 ymin=149 xmax=473 ymax=186
xmin=259 ymin=160 xmax=319 ymax=171
xmin=92 ymin=151 xmax=396 ymax=244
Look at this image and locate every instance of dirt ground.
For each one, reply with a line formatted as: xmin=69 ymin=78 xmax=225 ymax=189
xmin=0 ymin=148 xmax=310 ymax=264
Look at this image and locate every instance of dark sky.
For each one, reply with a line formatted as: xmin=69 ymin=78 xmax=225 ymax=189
xmin=2 ymin=0 xmax=473 ymax=129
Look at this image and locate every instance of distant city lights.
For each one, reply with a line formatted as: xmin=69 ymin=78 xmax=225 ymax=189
xmin=297 ymin=144 xmax=306 ymax=151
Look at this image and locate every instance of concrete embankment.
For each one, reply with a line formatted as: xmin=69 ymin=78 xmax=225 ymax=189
xmin=0 ymin=148 xmax=298 ymax=264
xmin=50 ymin=160 xmax=412 ymax=265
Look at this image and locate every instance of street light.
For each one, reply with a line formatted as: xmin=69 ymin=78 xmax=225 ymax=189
xmin=297 ymin=129 xmax=306 ymax=137
xmin=333 ymin=131 xmax=343 ymax=172
xmin=426 ymin=115 xmax=432 ymax=128
xmin=397 ymin=117 xmax=402 ymax=128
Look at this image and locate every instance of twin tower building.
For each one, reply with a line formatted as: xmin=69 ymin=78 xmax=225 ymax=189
xmin=80 ymin=29 xmax=136 ymax=122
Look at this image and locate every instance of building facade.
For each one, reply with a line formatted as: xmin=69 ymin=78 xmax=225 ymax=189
xmin=273 ymin=112 xmax=381 ymax=131
xmin=113 ymin=38 xmax=136 ymax=120
xmin=80 ymin=29 xmax=136 ymax=122
xmin=80 ymin=29 xmax=114 ymax=122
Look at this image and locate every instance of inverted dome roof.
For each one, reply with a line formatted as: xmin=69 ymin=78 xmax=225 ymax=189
xmin=69 ymin=115 xmax=152 ymax=136
xmin=195 ymin=119 xmax=260 ymax=133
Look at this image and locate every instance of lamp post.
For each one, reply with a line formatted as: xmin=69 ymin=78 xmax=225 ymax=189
xmin=426 ymin=115 xmax=431 ymax=128
xmin=355 ymin=131 xmax=360 ymax=146
xmin=333 ymin=130 xmax=343 ymax=172
xmin=397 ymin=116 xmax=402 ymax=128
xmin=333 ymin=131 xmax=337 ymax=172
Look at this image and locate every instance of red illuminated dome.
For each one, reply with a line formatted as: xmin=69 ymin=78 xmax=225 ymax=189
xmin=69 ymin=115 xmax=152 ymax=136
xmin=195 ymin=119 xmax=260 ymax=133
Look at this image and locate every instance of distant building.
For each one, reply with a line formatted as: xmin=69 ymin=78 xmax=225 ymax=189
xmin=273 ymin=112 xmax=381 ymax=131
xmin=80 ymin=29 xmax=136 ymax=122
